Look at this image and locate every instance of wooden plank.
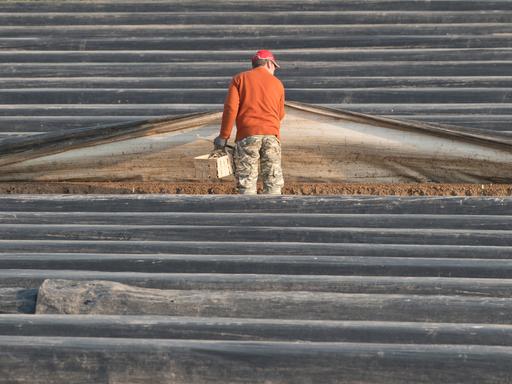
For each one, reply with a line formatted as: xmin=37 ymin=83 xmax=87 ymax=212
xmin=34 ymin=279 xmax=512 ymax=323
xmin=0 ymin=195 xmax=511 ymax=214
xmin=1 ymin=336 xmax=512 ymax=384
xmin=4 ymin=270 xmax=512 ymax=297
xmin=2 ymin=315 xmax=512 ymax=345
xmin=2 ymin=253 xmax=512 ymax=278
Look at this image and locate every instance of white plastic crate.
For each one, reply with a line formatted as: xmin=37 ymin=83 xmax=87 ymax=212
xmin=194 ymin=151 xmax=234 ymax=179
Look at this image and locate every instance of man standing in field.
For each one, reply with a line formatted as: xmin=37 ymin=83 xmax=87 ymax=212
xmin=214 ymin=50 xmax=285 ymax=195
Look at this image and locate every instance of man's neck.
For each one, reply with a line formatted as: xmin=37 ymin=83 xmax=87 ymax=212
xmin=256 ymin=65 xmax=274 ymax=76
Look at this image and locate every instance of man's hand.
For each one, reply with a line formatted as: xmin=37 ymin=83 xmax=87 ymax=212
xmin=213 ymin=136 xmax=227 ymax=150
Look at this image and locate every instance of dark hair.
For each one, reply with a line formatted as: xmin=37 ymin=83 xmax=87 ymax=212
xmin=252 ymin=58 xmax=269 ymax=68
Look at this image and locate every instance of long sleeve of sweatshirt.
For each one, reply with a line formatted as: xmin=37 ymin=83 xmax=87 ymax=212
xmin=279 ymin=92 xmax=285 ymax=120
xmin=219 ymin=79 xmax=240 ymax=140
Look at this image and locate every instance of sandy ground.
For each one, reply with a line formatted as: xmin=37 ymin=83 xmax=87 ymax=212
xmin=0 ymin=181 xmax=511 ymax=196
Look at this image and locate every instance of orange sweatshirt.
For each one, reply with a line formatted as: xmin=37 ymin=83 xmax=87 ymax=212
xmin=219 ymin=66 xmax=285 ymax=142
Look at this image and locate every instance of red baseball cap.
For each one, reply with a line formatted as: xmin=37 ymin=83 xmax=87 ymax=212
xmin=252 ymin=49 xmax=280 ymax=68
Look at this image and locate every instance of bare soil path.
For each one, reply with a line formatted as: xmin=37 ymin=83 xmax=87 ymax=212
xmin=0 ymin=182 xmax=511 ymax=196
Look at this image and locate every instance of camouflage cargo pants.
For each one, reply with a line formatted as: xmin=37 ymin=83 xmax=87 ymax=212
xmin=234 ymin=135 xmax=284 ymax=195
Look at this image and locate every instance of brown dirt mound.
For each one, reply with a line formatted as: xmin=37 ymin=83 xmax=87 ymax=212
xmin=1 ymin=181 xmax=511 ymax=196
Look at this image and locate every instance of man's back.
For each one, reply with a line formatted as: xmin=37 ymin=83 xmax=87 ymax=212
xmin=220 ymin=66 xmax=285 ymax=142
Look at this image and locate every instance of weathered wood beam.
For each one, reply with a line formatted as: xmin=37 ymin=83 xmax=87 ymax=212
xmin=34 ymin=279 xmax=512 ymax=323
xmin=6 ymin=270 xmax=512 ymax=297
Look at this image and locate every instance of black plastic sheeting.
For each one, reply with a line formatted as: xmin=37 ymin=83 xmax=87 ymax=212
xmin=0 ymin=194 xmax=512 ymax=382
xmin=1 ymin=0 xmax=512 ymax=137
